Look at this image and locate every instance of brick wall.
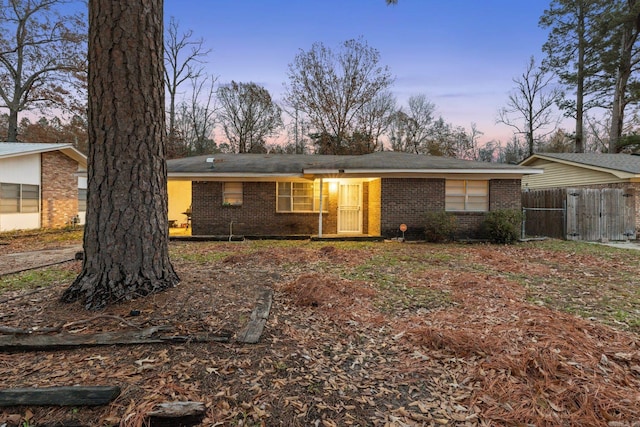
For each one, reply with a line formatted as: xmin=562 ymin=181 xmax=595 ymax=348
xmin=41 ymin=151 xmax=78 ymax=228
xmin=380 ymin=178 xmax=444 ymax=239
xmin=381 ymin=178 xmax=522 ymax=240
xmin=490 ymin=179 xmax=522 ymax=210
xmin=191 ymin=181 xmax=339 ymax=236
xmin=192 ymin=177 xmax=523 ymax=239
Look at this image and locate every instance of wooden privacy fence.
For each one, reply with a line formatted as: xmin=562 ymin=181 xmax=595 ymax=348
xmin=522 ymin=188 xmax=636 ymax=241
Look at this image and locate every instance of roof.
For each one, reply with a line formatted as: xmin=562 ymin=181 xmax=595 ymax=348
xmin=520 ymin=153 xmax=640 ymax=176
xmin=0 ymin=142 xmax=86 ymax=166
xmin=168 ymin=152 xmax=540 ymax=178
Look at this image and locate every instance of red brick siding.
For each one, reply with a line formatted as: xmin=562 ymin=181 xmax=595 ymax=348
xmin=192 ymin=177 xmax=522 ymax=239
xmin=490 ymin=179 xmax=522 ymax=211
xmin=192 ymin=181 xmax=339 ymax=236
xmin=41 ymin=151 xmax=78 ymax=228
xmin=381 ymin=178 xmax=522 ymax=239
xmin=380 ymin=178 xmax=444 ymax=239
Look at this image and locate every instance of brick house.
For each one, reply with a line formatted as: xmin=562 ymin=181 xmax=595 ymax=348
xmin=0 ymin=142 xmax=87 ymax=232
xmin=168 ymin=151 xmax=540 ymax=240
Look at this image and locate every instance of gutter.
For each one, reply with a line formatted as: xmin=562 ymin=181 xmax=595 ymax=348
xmin=303 ymin=168 xmax=543 ymax=175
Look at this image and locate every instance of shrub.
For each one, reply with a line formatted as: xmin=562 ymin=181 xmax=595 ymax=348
xmin=424 ymin=211 xmax=457 ymax=242
xmin=483 ymin=209 xmax=523 ymax=244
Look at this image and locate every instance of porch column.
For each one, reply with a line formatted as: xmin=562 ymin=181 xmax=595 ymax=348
xmin=318 ymin=178 xmax=323 ymax=237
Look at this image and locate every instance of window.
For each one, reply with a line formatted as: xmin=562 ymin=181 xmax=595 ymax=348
xmin=0 ymin=183 xmax=40 ymax=213
xmin=277 ymin=181 xmax=328 ymax=212
xmin=78 ymin=188 xmax=87 ymax=212
xmin=21 ymin=185 xmax=39 ymax=213
xmin=223 ymin=182 xmax=243 ymax=206
xmin=445 ymin=180 xmax=488 ymax=212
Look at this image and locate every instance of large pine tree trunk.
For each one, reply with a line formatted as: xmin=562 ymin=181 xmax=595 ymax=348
xmin=62 ymin=0 xmax=179 ymax=310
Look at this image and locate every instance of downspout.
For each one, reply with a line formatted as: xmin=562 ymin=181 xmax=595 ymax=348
xmin=318 ymin=178 xmax=323 ymax=237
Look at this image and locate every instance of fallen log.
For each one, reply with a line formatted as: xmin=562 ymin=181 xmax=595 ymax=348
xmin=236 ymin=288 xmax=273 ymax=344
xmin=0 ymin=326 xmax=231 ymax=352
xmin=0 ymin=386 xmax=120 ymax=406
xmin=147 ymin=401 xmax=206 ymax=427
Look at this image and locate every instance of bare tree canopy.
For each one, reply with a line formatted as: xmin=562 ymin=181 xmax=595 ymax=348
xmin=497 ymin=56 xmax=561 ymax=157
xmin=164 ymin=16 xmax=209 ymax=155
xmin=388 ymin=94 xmax=435 ymax=154
xmin=285 ymin=38 xmax=394 ymax=154
xmin=217 ymin=81 xmax=283 ymax=153
xmin=354 ymin=90 xmax=396 ymax=153
xmin=0 ymin=0 xmax=87 ymax=141
xmin=61 ymin=0 xmax=178 ymax=310
xmin=172 ymin=73 xmax=219 ymax=156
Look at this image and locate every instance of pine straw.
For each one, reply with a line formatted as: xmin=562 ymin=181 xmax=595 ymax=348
xmin=2 ymin=240 xmax=640 ymax=426
xmin=398 ymin=270 xmax=640 ymax=426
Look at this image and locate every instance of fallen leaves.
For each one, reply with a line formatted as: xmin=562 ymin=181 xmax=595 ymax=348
xmin=1 ymin=238 xmax=640 ymax=426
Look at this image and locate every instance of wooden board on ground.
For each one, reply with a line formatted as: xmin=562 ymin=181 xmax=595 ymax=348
xmin=148 ymin=401 xmax=206 ymax=427
xmin=236 ymin=288 xmax=273 ymax=344
xmin=0 ymin=386 xmax=121 ymax=406
xmin=0 ymin=326 xmax=231 ymax=351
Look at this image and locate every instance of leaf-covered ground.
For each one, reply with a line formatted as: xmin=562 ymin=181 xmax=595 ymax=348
xmin=1 ymin=232 xmax=640 ymax=426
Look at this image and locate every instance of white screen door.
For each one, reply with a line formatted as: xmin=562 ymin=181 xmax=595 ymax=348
xmin=338 ymin=182 xmax=362 ymax=234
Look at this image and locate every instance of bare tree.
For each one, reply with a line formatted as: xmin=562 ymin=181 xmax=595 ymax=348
xmin=217 ymin=81 xmax=283 ymax=153
xmin=497 ymin=56 xmax=561 ymax=157
xmin=171 ymin=73 xmax=218 ymax=157
xmin=285 ymin=38 xmax=394 ymax=154
xmin=61 ymin=0 xmax=178 ymax=310
xmin=355 ymin=91 xmax=396 ymax=152
xmin=0 ymin=0 xmax=87 ymax=141
xmin=164 ymin=16 xmax=209 ymax=153
xmin=388 ymin=94 xmax=435 ymax=153
xmin=281 ymin=104 xmax=311 ymax=154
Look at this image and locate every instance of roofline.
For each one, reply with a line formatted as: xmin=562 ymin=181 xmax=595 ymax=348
xmin=304 ymin=168 xmax=543 ymax=175
xmin=520 ymin=154 xmax=636 ymax=179
xmin=169 ymin=172 xmax=304 ymax=179
xmin=168 ymin=168 xmax=543 ymax=180
xmin=0 ymin=143 xmax=87 ymax=167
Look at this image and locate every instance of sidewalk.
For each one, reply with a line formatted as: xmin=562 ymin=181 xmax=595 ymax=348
xmin=0 ymin=245 xmax=82 ymax=276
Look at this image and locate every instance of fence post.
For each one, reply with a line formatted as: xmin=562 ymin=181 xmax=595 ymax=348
xmin=521 ymin=207 xmax=526 ymax=239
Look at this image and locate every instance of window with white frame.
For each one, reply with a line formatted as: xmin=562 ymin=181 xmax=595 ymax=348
xmin=78 ymin=188 xmax=87 ymax=211
xmin=277 ymin=181 xmax=329 ymax=212
xmin=445 ymin=180 xmax=488 ymax=212
xmin=0 ymin=183 xmax=40 ymax=213
xmin=223 ymin=182 xmax=243 ymax=206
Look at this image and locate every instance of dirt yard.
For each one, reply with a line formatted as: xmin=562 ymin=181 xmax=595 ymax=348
xmin=0 ymin=232 xmax=639 ymax=426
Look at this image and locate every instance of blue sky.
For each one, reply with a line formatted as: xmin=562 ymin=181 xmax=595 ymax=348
xmin=164 ymin=1 xmax=554 ymax=145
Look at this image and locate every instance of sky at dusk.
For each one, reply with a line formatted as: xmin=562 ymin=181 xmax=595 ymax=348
xmin=163 ymin=0 xmax=556 ymax=145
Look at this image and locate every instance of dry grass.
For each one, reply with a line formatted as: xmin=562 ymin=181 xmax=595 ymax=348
xmin=1 ymin=231 xmax=639 ymax=426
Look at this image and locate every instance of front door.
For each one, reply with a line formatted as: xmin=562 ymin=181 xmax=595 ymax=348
xmin=338 ymin=182 xmax=362 ymax=234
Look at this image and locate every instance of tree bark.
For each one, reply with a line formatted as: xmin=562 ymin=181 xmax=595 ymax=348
xmin=575 ymin=1 xmax=585 ymax=153
xmin=61 ymin=0 xmax=179 ymax=310
xmin=609 ymin=0 xmax=639 ymax=153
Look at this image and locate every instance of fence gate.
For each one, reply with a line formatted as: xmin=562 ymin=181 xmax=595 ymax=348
xmin=565 ymin=188 xmax=636 ymax=241
xmin=522 ymin=187 xmax=636 ymax=241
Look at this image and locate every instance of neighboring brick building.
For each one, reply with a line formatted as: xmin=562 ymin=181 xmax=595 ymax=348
xmin=0 ymin=143 xmax=87 ymax=232
xmin=168 ymin=152 xmax=538 ymax=240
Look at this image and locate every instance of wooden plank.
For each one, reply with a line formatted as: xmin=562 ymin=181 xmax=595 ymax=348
xmin=625 ymin=188 xmax=637 ymax=240
xmin=148 ymin=401 xmax=206 ymax=427
xmin=566 ymin=188 xmax=579 ymax=240
xmin=236 ymin=289 xmax=273 ymax=344
xmin=0 ymin=326 xmax=231 ymax=352
xmin=0 ymin=386 xmax=120 ymax=406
